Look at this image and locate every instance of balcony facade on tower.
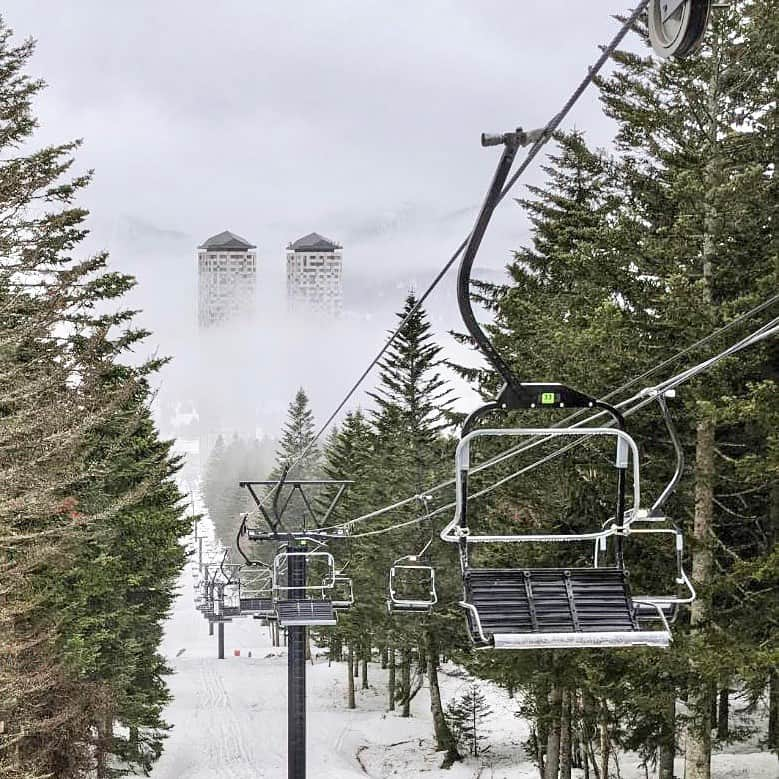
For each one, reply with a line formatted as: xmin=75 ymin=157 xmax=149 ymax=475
xmin=198 ymin=230 xmax=257 ymax=328
xmin=286 ymin=232 xmax=343 ymax=318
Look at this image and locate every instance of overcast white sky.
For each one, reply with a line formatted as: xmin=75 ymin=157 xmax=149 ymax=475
xmin=5 ymin=1 xmax=644 ymax=436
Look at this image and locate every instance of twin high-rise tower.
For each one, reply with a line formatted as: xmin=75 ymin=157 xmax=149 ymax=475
xmin=197 ymin=230 xmax=257 ymax=328
xmin=285 ymin=232 xmax=343 ymax=318
xmin=197 ymin=229 xmax=343 ymax=327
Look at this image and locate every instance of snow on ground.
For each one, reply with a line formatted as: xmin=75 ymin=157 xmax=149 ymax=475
xmin=150 ymin=469 xmax=776 ymax=778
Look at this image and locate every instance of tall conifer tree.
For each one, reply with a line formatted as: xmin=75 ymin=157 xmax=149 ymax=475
xmin=368 ymin=293 xmax=463 ymax=766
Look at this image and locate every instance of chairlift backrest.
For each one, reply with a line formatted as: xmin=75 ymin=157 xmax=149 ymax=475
xmin=441 ymin=427 xmax=641 ymax=547
xmin=330 ymin=575 xmax=354 ymax=609
xmin=388 ymin=555 xmax=437 ymax=611
xmin=272 ymin=549 xmax=336 ymax=597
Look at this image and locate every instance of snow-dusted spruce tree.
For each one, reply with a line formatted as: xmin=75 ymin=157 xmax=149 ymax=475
xmin=0 ymin=16 xmax=189 ymax=779
xmin=446 ymin=684 xmax=493 ymax=757
xmin=366 ymin=293 xmax=463 ymax=767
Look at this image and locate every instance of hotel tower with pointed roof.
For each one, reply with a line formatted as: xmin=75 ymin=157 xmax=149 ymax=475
xmin=197 ymin=230 xmax=257 ymax=327
xmin=286 ymin=232 xmax=343 ymax=317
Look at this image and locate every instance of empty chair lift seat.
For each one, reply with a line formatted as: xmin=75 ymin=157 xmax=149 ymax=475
xmin=387 ymin=599 xmax=433 ymax=614
xmin=276 ymin=599 xmax=337 ymax=627
xmin=240 ymin=597 xmax=274 ymax=615
xmin=463 ymin=568 xmax=669 ymax=649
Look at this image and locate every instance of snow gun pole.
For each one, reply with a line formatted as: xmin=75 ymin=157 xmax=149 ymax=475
xmin=287 ymin=543 xmax=307 ymax=779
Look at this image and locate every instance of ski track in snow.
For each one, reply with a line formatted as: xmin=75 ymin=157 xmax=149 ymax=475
xmin=150 ymin=473 xmax=776 ymax=779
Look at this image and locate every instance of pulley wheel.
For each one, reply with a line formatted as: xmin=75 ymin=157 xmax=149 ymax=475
xmin=647 ymin=0 xmax=712 ymax=59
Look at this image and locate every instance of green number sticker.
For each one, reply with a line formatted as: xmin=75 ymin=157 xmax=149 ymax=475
xmin=540 ymin=392 xmax=556 ymax=405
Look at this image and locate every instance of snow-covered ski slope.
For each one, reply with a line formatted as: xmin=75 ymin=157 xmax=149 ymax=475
xmin=151 ymin=465 xmax=775 ymax=778
xmin=151 ymin=557 xmax=538 ymax=778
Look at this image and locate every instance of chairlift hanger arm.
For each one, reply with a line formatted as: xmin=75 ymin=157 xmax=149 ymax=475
xmin=457 ymin=132 xmax=629 ymax=430
xmin=457 ymin=129 xmax=531 ymax=394
xmin=272 ymin=464 xmax=291 ymax=530
xmin=649 ymin=393 xmax=685 ymax=517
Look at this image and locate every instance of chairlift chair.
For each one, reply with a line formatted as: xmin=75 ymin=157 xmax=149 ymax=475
xmin=330 ymin=575 xmax=354 ymax=611
xmin=442 ymin=424 xmax=673 ymax=649
xmin=272 ymin=547 xmax=338 ymax=627
xmin=239 ymin=569 xmax=276 ymax=616
xmin=387 ymin=554 xmax=438 ymax=614
xmin=441 ymin=123 xmax=698 ymax=651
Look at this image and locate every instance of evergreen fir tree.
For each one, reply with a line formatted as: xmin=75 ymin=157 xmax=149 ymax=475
xmin=274 ymin=387 xmax=321 ymax=480
xmin=269 ymin=387 xmax=322 ymax=529
xmin=0 ymin=18 xmax=189 ymax=777
xmin=368 ymin=292 xmax=463 ymax=766
xmin=446 ymin=684 xmax=493 ymax=757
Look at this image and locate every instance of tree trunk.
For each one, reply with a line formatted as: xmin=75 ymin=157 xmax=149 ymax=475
xmin=401 ymin=645 xmax=411 ymax=718
xmin=426 ymin=630 xmax=462 ymax=767
xmin=686 ymin=410 xmax=716 ymax=779
xmin=545 ymin=684 xmax=562 ymax=779
xmin=536 ymin=676 xmax=550 ymax=774
xmin=658 ymin=693 xmax=676 ymax=779
xmin=769 ymin=668 xmax=779 ymax=755
xmin=710 ymin=684 xmax=719 ymax=732
xmin=381 ymin=646 xmax=388 ymax=669
xmin=347 ymin=645 xmax=355 ymax=709
xmin=529 ymin=729 xmax=544 ymax=779
xmin=769 ymin=488 xmax=779 ymax=755
xmin=353 ymin=650 xmax=359 ymax=677
xmin=361 ymin=656 xmax=369 ymax=689
xmin=580 ymin=692 xmax=599 ymax=779
xmin=570 ymin=692 xmax=581 ymax=770
xmin=599 ymin=706 xmax=610 ymax=779
xmin=717 ymin=685 xmax=729 ymax=741
xmin=560 ymin=688 xmax=572 ymax=779
xmin=388 ymin=645 xmax=396 ymax=711
xmin=95 ymin=712 xmax=112 ymax=779
xmin=686 ymin=30 xmax=724 ymax=776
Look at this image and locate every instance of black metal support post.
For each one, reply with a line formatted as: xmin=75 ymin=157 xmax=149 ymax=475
xmin=209 ymin=621 xmax=214 ymax=636
xmin=287 ymin=546 xmax=307 ymax=779
xmin=216 ymin=582 xmax=226 ymax=658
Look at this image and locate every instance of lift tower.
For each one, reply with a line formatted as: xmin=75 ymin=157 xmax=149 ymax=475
xmin=239 ymin=478 xmax=350 ymax=779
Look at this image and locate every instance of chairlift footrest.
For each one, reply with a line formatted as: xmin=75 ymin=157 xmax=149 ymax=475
xmin=387 ymin=600 xmax=432 ymax=615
